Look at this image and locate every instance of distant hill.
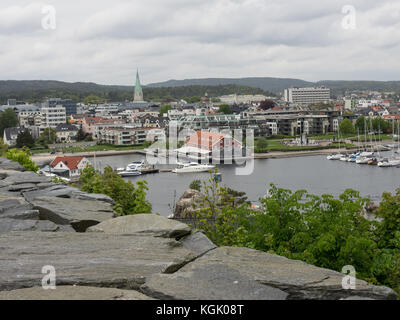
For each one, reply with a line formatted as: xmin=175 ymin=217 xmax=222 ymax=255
xmin=148 ymin=77 xmax=400 ymax=95
xmin=147 ymin=77 xmax=313 ymax=94
xmin=0 ymin=80 xmax=273 ymax=104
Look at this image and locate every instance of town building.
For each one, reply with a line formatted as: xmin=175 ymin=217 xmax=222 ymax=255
xmin=284 ymin=87 xmax=331 ymax=105
xmin=50 ymin=156 xmax=91 ymax=177
xmin=55 ymin=123 xmax=79 ymax=143
xmin=41 ymin=105 xmax=66 ymax=127
xmin=97 ymin=127 xmax=149 ymax=145
xmin=44 ymin=98 xmax=77 ymax=116
xmin=176 ymin=130 xmax=244 ymax=161
xmin=3 ymin=127 xmax=27 ymax=146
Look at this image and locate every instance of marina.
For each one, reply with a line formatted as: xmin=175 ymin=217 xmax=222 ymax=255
xmin=88 ymin=152 xmax=400 ymax=216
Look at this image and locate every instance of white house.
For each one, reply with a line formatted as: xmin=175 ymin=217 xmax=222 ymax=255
xmin=50 ymin=156 xmax=90 ymax=177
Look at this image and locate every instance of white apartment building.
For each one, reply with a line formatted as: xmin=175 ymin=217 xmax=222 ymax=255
xmin=284 ymin=87 xmax=331 ymax=105
xmin=41 ymin=105 xmax=66 ymax=127
xmin=98 ymin=127 xmax=150 ymax=145
xmin=219 ymin=94 xmax=271 ymax=104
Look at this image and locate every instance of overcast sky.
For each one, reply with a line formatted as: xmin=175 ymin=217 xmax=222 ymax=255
xmin=0 ymin=0 xmax=399 ymax=85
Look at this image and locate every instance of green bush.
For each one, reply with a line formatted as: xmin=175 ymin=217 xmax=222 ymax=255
xmin=6 ymin=148 xmax=38 ymax=172
xmin=79 ymin=165 xmax=152 ymax=215
xmin=192 ymin=177 xmax=400 ymax=295
xmin=189 ymin=179 xmax=201 ymax=191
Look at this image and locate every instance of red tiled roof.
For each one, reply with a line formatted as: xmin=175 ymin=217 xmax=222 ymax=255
xmin=50 ymin=156 xmax=85 ymax=170
xmin=383 ymin=114 xmax=400 ymax=120
xmin=186 ymin=131 xmax=229 ymax=148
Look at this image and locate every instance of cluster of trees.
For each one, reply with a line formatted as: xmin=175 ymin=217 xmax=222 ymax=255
xmin=339 ymin=117 xmax=395 ymax=136
xmin=191 ymin=173 xmax=400 ymax=294
xmin=218 ymin=104 xmax=232 ymax=115
xmin=79 ymin=165 xmax=152 ymax=215
xmin=159 ymin=104 xmax=172 ymax=115
xmin=355 ymin=116 xmax=393 ymax=133
xmin=0 ymin=109 xmax=18 ymax=136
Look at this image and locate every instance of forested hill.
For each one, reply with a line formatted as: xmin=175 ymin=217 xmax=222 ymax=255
xmin=0 ymin=80 xmax=274 ymax=104
xmin=148 ymin=77 xmax=400 ymax=95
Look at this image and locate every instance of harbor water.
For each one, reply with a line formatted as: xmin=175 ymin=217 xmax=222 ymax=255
xmin=90 ymin=152 xmax=400 ymax=216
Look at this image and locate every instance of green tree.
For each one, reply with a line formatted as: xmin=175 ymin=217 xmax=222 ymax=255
xmin=255 ymin=138 xmax=268 ymax=153
xmin=160 ymin=104 xmax=172 ymax=115
xmin=0 ymin=109 xmax=18 ymax=135
xmin=84 ymin=95 xmax=102 ymax=105
xmin=76 ymin=128 xmax=86 ymax=142
xmin=218 ymin=104 xmax=232 ymax=115
xmin=37 ymin=128 xmax=57 ymax=145
xmin=16 ymin=130 xmax=35 ymax=148
xmin=79 ymin=165 xmax=152 ymax=215
xmin=339 ymin=119 xmax=356 ymax=135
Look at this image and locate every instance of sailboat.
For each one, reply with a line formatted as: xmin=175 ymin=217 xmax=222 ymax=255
xmin=378 ymin=121 xmax=400 ymax=167
xmin=327 ymin=128 xmax=345 ymax=160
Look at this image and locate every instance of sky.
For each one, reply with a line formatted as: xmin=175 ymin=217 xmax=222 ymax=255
xmin=0 ymin=0 xmax=400 ymax=85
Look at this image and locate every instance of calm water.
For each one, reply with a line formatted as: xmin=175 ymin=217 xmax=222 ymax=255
xmin=90 ymin=153 xmax=400 ymax=216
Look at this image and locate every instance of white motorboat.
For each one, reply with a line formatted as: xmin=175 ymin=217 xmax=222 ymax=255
xmin=172 ymin=162 xmax=215 ymax=173
xmin=117 ymin=160 xmax=146 ymax=174
xmin=118 ymin=168 xmax=142 ymax=177
xmin=327 ymin=153 xmax=344 ymax=160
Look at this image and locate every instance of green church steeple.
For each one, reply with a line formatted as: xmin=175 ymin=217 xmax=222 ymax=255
xmin=134 ymin=69 xmax=144 ymax=102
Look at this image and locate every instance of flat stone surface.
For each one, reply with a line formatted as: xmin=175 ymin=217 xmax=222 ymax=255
xmin=142 ymin=264 xmax=288 ymax=300
xmin=31 ymin=196 xmax=116 ymax=232
xmin=0 ymin=286 xmax=154 ymax=300
xmin=0 ymin=219 xmax=60 ymax=233
xmin=142 ymin=247 xmax=397 ymax=300
xmin=87 ymin=214 xmax=191 ymax=238
xmin=0 ymin=171 xmax=51 ymax=187
xmin=8 ymin=183 xmax=37 ymax=192
xmin=180 ymin=231 xmax=217 ymax=256
xmin=23 ymin=185 xmax=114 ymax=204
xmin=0 ymin=159 xmax=25 ymax=172
xmin=0 ymin=196 xmax=39 ymax=220
xmin=0 ymin=231 xmax=198 ymax=291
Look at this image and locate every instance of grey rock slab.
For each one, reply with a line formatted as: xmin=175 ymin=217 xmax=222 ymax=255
xmin=0 ymin=219 xmax=60 ymax=233
xmin=0 ymin=231 xmax=198 ymax=291
xmin=179 ymin=231 xmax=217 ymax=256
xmin=8 ymin=183 xmax=37 ymax=192
xmin=0 ymin=159 xmax=25 ymax=172
xmin=0 ymin=171 xmax=51 ymax=187
xmin=0 ymin=196 xmax=39 ymax=220
xmin=141 ymin=264 xmax=288 ymax=300
xmin=23 ymin=185 xmax=114 ymax=204
xmin=87 ymin=214 xmax=191 ymax=238
xmin=0 ymin=286 xmax=154 ymax=300
xmin=162 ymin=247 xmax=397 ymax=300
xmin=31 ymin=196 xmax=116 ymax=232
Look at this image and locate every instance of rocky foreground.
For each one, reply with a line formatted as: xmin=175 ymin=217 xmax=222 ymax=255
xmin=0 ymin=157 xmax=397 ymax=300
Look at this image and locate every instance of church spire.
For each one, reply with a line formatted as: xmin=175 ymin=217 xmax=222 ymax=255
xmin=134 ymin=69 xmax=144 ymax=102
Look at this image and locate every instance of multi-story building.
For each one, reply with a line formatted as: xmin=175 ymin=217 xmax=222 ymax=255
xmin=45 ymin=98 xmax=77 ymax=116
xmin=98 ymin=127 xmax=149 ymax=145
xmin=55 ymin=123 xmax=79 ymax=143
xmin=284 ymin=87 xmax=331 ymax=105
xmin=41 ymin=105 xmax=66 ymax=128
